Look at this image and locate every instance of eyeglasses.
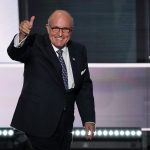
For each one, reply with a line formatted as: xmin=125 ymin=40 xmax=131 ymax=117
xmin=50 ymin=26 xmax=72 ymax=34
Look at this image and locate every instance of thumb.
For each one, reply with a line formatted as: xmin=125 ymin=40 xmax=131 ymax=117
xmin=29 ymin=16 xmax=35 ymax=28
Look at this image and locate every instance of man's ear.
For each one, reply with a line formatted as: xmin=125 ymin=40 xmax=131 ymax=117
xmin=46 ymin=24 xmax=49 ymax=33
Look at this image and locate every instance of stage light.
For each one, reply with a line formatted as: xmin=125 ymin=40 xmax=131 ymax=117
xmin=72 ymin=131 xmax=74 ymax=135
xmin=97 ymin=130 xmax=102 ymax=136
xmin=8 ymin=129 xmax=14 ymax=136
xmin=0 ymin=127 xmax=143 ymax=149
xmin=0 ymin=128 xmax=32 ymax=150
xmin=131 ymin=130 xmax=136 ymax=136
xmin=120 ymin=130 xmax=125 ymax=136
xmin=136 ymin=130 xmax=142 ymax=136
xmin=72 ymin=127 xmax=142 ymax=138
xmin=3 ymin=130 xmax=8 ymax=136
xmin=81 ymin=130 xmax=86 ymax=136
xmin=71 ymin=127 xmax=143 ymax=149
xmin=108 ymin=130 xmax=113 ymax=136
xmin=114 ymin=130 xmax=119 ymax=136
xmin=103 ymin=130 xmax=108 ymax=136
xmin=0 ymin=128 xmax=14 ymax=137
xmin=125 ymin=130 xmax=130 ymax=136
xmin=75 ymin=129 xmax=80 ymax=136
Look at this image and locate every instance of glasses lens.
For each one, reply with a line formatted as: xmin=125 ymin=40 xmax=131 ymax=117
xmin=62 ymin=28 xmax=70 ymax=33
xmin=51 ymin=27 xmax=71 ymax=33
xmin=51 ymin=27 xmax=59 ymax=33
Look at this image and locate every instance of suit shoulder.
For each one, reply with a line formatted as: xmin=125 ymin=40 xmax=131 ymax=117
xmin=67 ymin=41 xmax=87 ymax=56
xmin=27 ymin=33 xmax=49 ymax=46
xmin=68 ymin=40 xmax=86 ymax=49
xmin=27 ymin=33 xmax=45 ymax=41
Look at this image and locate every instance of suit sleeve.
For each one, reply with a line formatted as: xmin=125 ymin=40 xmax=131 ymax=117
xmin=7 ymin=34 xmax=36 ymax=63
xmin=76 ymin=47 xmax=96 ymax=126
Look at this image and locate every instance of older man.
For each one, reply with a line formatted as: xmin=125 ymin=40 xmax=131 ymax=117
xmin=7 ymin=10 xmax=95 ymax=150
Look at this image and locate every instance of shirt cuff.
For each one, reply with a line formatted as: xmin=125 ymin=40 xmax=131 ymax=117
xmin=85 ymin=122 xmax=95 ymax=125
xmin=14 ymin=34 xmax=27 ymax=48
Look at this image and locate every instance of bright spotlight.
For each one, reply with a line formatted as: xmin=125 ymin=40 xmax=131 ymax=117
xmin=8 ymin=130 xmax=14 ymax=136
xmin=81 ymin=130 xmax=86 ymax=136
xmin=114 ymin=130 xmax=119 ymax=136
xmin=3 ymin=130 xmax=8 ymax=136
xmin=136 ymin=130 xmax=142 ymax=137
xmin=109 ymin=130 xmax=113 ymax=136
xmin=131 ymin=130 xmax=136 ymax=136
xmin=75 ymin=130 xmax=80 ymax=136
xmin=97 ymin=130 xmax=102 ymax=136
xmin=103 ymin=130 xmax=108 ymax=136
xmin=120 ymin=130 xmax=125 ymax=136
xmin=125 ymin=130 xmax=130 ymax=136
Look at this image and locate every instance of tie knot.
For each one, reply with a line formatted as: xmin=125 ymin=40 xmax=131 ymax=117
xmin=57 ymin=49 xmax=63 ymax=56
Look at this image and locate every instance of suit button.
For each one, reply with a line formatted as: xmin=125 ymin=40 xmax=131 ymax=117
xmin=63 ymin=107 xmax=66 ymax=111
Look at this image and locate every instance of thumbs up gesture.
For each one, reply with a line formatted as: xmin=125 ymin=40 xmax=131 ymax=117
xmin=19 ymin=16 xmax=35 ymax=41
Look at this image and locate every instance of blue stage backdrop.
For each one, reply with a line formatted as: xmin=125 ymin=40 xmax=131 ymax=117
xmin=19 ymin=0 xmax=145 ymax=63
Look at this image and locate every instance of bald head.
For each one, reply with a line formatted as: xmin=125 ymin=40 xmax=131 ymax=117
xmin=48 ymin=10 xmax=74 ymax=28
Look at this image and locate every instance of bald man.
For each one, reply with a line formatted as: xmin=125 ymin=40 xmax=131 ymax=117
xmin=7 ymin=10 xmax=95 ymax=150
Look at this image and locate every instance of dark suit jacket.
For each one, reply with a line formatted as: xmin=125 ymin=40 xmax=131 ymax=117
xmin=7 ymin=34 xmax=95 ymax=137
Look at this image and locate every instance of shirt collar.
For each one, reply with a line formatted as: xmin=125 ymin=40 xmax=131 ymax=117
xmin=51 ymin=43 xmax=67 ymax=54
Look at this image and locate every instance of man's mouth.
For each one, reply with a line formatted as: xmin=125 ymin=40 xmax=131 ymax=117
xmin=55 ymin=36 xmax=63 ymax=41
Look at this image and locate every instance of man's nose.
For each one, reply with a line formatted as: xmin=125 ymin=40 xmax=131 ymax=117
xmin=58 ymin=29 xmax=63 ymax=36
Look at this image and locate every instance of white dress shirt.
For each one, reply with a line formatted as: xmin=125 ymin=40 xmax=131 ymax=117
xmin=51 ymin=44 xmax=75 ymax=89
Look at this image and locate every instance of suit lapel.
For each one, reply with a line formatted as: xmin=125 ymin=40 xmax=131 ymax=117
xmin=43 ymin=36 xmax=80 ymax=89
xmin=43 ymin=35 xmax=64 ymax=88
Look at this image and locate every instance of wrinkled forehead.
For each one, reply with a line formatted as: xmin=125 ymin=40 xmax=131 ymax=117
xmin=48 ymin=10 xmax=74 ymax=27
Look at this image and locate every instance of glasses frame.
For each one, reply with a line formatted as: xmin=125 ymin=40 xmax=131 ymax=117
xmin=48 ymin=25 xmax=72 ymax=34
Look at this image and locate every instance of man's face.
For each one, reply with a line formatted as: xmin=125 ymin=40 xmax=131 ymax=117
xmin=46 ymin=14 xmax=72 ymax=49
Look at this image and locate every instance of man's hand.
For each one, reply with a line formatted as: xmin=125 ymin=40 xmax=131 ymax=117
xmin=84 ymin=122 xmax=95 ymax=140
xmin=19 ymin=16 xmax=35 ymax=42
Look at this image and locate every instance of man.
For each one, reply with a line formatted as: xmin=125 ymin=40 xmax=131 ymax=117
xmin=7 ymin=10 xmax=95 ymax=150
